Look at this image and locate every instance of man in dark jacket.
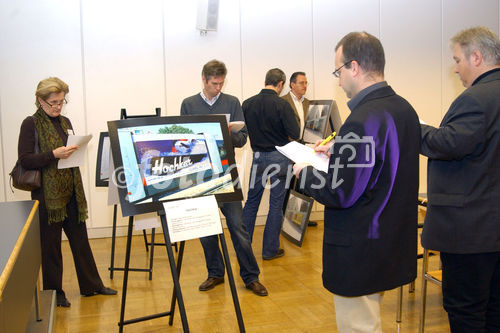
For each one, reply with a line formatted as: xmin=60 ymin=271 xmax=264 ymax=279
xmin=420 ymin=26 xmax=500 ymax=332
xmin=293 ymin=32 xmax=420 ymax=332
xmin=242 ymin=68 xmax=300 ymax=260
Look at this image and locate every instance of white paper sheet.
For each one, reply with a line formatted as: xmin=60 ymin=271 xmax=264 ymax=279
xmin=276 ymin=141 xmax=329 ymax=173
xmin=57 ymin=134 xmax=93 ymax=169
xmin=229 ymin=121 xmax=245 ymax=133
xmin=163 ymin=195 xmax=222 ymax=243
xmin=134 ymin=212 xmax=162 ymax=231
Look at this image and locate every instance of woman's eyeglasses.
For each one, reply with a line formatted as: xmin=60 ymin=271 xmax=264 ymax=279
xmin=44 ymin=99 xmax=68 ymax=108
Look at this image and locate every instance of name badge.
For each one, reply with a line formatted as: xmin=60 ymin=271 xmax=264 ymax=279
xmin=67 ymin=129 xmax=74 ymax=135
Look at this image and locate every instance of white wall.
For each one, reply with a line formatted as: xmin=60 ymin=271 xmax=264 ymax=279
xmin=1 ymin=0 xmax=499 ymax=237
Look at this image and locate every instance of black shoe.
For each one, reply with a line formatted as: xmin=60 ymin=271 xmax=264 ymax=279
xmin=199 ymin=277 xmax=224 ymax=291
xmin=83 ymin=286 xmax=117 ymax=297
xmin=97 ymin=287 xmax=117 ymax=295
xmin=245 ymin=281 xmax=268 ymax=296
xmin=308 ymin=221 xmax=318 ymax=227
xmin=263 ymin=248 xmax=285 ymax=260
xmin=56 ymin=293 xmax=71 ymax=307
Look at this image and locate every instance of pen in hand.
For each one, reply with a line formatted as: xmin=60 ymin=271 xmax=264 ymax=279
xmin=312 ymin=131 xmax=336 ymax=157
xmin=318 ymin=131 xmax=336 ymax=147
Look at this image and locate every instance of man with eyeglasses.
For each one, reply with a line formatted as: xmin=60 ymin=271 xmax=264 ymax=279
xmin=281 ymin=72 xmax=318 ymax=227
xmin=293 ymin=32 xmax=420 ymax=332
xmin=281 ymin=72 xmax=310 ymax=138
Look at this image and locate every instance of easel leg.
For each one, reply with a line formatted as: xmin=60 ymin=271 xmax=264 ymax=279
xmin=148 ymin=228 xmax=156 ymax=280
xmin=118 ymin=216 xmax=134 ymax=333
xmin=109 ymin=204 xmax=118 ymax=279
xmin=168 ymin=241 xmax=185 ymax=326
xmin=159 ymin=214 xmax=189 ymax=332
xmin=219 ymin=233 xmax=246 ymax=333
xmin=143 ymin=229 xmax=149 ymax=252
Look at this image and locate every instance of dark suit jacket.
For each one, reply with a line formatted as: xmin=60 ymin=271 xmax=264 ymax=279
xmin=300 ymin=85 xmax=420 ymax=296
xmin=421 ymin=69 xmax=500 ymax=254
xmin=281 ymin=92 xmax=310 ymax=128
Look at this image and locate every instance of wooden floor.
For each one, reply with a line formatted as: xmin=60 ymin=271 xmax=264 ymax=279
xmin=55 ymin=220 xmax=449 ymax=332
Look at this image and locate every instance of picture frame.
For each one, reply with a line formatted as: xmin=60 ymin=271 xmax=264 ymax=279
xmin=95 ymin=131 xmax=110 ymax=187
xmin=281 ymin=190 xmax=314 ymax=246
xmin=107 ymin=114 xmax=243 ymax=217
xmin=302 ymin=100 xmax=343 ymax=144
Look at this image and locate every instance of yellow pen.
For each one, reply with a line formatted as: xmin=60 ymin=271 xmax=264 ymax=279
xmin=318 ymin=131 xmax=337 ymax=147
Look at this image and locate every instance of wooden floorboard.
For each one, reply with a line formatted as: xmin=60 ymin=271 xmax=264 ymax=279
xmin=54 ymin=220 xmax=449 ymax=332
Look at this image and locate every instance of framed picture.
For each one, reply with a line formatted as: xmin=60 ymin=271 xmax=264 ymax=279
xmin=97 ymin=110 xmax=161 ymax=188
xmin=95 ymin=132 xmax=111 ymax=187
xmin=281 ymin=190 xmax=314 ymax=246
xmin=107 ymin=114 xmax=243 ymax=217
xmin=302 ymin=100 xmax=343 ymax=144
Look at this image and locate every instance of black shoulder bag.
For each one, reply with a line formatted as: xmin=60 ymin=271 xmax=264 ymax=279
xmin=10 ymin=117 xmax=41 ymax=191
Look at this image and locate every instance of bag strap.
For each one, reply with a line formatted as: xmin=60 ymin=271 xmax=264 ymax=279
xmin=9 ymin=163 xmax=15 ymax=193
xmin=31 ymin=116 xmax=40 ymax=154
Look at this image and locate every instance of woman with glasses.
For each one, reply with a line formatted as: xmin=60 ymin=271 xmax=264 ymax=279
xmin=17 ymin=77 xmax=116 ymax=307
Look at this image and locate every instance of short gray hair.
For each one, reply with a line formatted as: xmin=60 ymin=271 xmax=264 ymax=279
xmin=451 ymin=26 xmax=500 ymax=66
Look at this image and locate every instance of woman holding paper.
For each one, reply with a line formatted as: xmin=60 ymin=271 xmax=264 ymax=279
xmin=17 ymin=77 xmax=116 ymax=307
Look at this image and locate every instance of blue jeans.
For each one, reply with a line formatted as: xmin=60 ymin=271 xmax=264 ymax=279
xmin=200 ymin=201 xmax=260 ymax=285
xmin=242 ymin=151 xmax=293 ymax=258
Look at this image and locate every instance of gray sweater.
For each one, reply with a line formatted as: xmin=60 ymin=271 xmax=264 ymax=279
xmin=180 ymin=92 xmax=247 ymax=148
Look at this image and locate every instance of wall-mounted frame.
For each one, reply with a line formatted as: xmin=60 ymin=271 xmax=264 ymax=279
xmin=281 ymin=190 xmax=314 ymax=246
xmin=107 ymin=114 xmax=243 ymax=217
xmin=95 ymin=132 xmax=110 ymax=187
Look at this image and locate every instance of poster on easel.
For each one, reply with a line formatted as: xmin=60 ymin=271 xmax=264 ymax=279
xmin=107 ymin=115 xmax=243 ymax=217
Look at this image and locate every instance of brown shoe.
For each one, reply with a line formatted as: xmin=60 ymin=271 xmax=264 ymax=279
xmin=199 ymin=276 xmax=224 ymax=291
xmin=263 ymin=248 xmax=285 ymax=260
xmin=246 ymin=281 xmax=268 ymax=296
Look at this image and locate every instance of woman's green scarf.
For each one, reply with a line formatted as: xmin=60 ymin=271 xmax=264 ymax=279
xmin=33 ymin=108 xmax=88 ymax=224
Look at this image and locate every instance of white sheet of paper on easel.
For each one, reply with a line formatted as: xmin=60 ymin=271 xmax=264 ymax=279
xmin=163 ymin=195 xmax=222 ymax=243
xmin=134 ymin=213 xmax=161 ymax=231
